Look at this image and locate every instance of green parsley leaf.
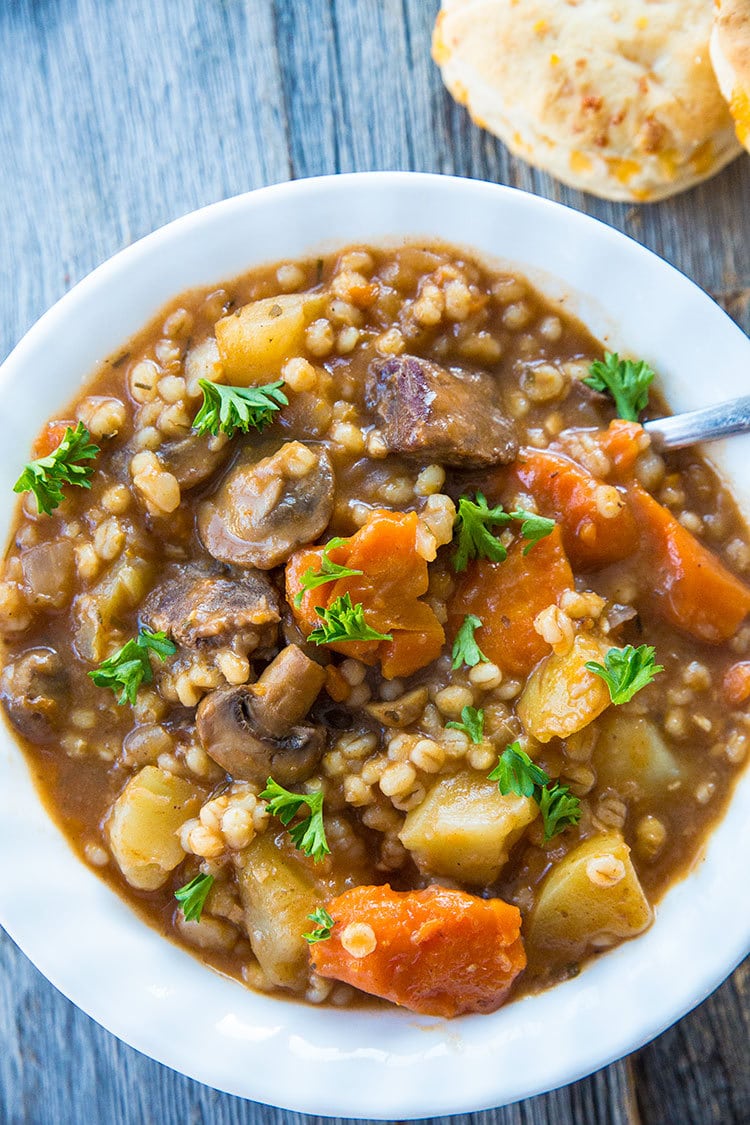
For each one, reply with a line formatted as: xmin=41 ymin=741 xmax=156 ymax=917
xmin=452 ymin=492 xmax=509 ymax=572
xmin=508 ymin=509 xmax=556 ymax=555
xmin=446 ymin=705 xmax=484 ymax=744
xmin=452 ymin=494 xmax=556 ymax=571
xmin=192 ymin=378 xmax=287 ymax=438
xmin=259 ymin=777 xmax=331 ymax=863
xmin=89 ymin=628 xmax=177 ymax=705
xmin=174 ymin=872 xmax=214 ymax=922
xmin=293 ymin=537 xmax=363 ymax=608
xmin=585 ymin=644 xmax=664 ymax=705
xmin=488 ymin=742 xmax=581 ymax=839
xmin=488 ymin=741 xmax=549 ymax=798
xmin=14 ymin=422 xmax=100 ymax=515
xmin=582 ymin=351 xmax=655 ymax=422
xmin=537 ymin=783 xmax=582 ymax=841
xmin=451 ymin=614 xmax=489 ymax=670
xmin=308 ymin=592 xmax=392 ymax=645
xmin=302 ymin=907 xmax=335 ymax=944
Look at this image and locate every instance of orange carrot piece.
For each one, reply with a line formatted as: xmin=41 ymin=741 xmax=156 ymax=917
xmin=628 ymin=484 xmax=750 ymax=644
xmin=722 ymin=662 xmax=750 ymax=707
xmin=32 ymin=420 xmax=77 ymax=460
xmin=595 ymin=419 xmax=649 ymax=479
xmin=325 ymin=664 xmax=350 ymax=703
xmin=286 ymin=510 xmax=444 ymax=678
xmin=501 ymin=448 xmax=638 ymax=571
xmin=311 ymin=883 xmax=525 ymax=1018
xmin=448 ymin=526 xmax=573 ymax=677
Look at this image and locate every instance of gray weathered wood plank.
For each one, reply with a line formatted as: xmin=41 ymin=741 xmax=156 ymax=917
xmin=0 ymin=1 xmax=748 ymax=1122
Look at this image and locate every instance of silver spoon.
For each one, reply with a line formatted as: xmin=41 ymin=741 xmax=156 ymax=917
xmin=644 ymin=396 xmax=750 ymax=451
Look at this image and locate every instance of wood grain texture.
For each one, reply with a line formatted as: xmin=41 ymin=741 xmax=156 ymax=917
xmin=0 ymin=1 xmax=748 ymax=1123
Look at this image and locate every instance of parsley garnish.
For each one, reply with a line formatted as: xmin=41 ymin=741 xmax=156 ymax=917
xmin=89 ymin=628 xmax=177 ymax=705
xmin=259 ymin=778 xmax=330 ymax=862
xmin=14 ymin=422 xmax=100 ymax=515
xmin=293 ymin=538 xmax=363 ymax=608
xmin=512 ymin=510 xmax=556 ymax=555
xmin=451 ymin=614 xmax=489 ymax=670
xmin=302 ymin=907 xmax=335 ymax=944
xmin=488 ymin=741 xmax=549 ymax=798
xmin=446 ymin=705 xmax=484 ymax=744
xmin=585 ymin=644 xmax=664 ymax=705
xmin=537 ymin=784 xmax=582 ymax=841
xmin=453 ymin=493 xmax=510 ymax=572
xmin=489 ymin=742 xmax=581 ymax=840
xmin=308 ymin=592 xmax=392 ymax=646
xmin=582 ymin=351 xmax=655 ymax=422
xmin=452 ymin=493 xmax=555 ymax=571
xmin=174 ymin=872 xmax=214 ymax=922
xmin=192 ymin=378 xmax=287 ymax=437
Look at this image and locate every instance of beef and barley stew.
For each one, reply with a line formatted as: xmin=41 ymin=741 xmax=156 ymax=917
xmin=2 ymin=243 xmax=750 ymax=1018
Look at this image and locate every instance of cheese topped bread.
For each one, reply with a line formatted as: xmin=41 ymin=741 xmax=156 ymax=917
xmin=433 ymin=0 xmax=742 ymax=201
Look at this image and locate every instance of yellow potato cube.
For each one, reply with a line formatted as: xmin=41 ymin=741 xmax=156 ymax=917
xmin=593 ymin=714 xmax=683 ymax=797
xmin=107 ymin=766 xmax=202 ymax=891
xmin=215 ymin=293 xmax=325 ymax=384
xmin=399 ymin=769 xmax=537 ymax=885
xmin=235 ymin=833 xmax=321 ymax=991
xmin=517 ymin=633 xmax=612 ymax=743
xmin=527 ymin=832 xmax=653 ymax=965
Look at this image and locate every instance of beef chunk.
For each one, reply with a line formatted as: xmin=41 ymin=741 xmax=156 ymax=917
xmin=366 ymin=355 xmax=518 ymax=467
xmin=142 ymin=567 xmax=280 ymax=652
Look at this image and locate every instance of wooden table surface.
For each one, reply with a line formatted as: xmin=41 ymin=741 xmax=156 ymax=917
xmin=0 ymin=2 xmax=748 ymax=1123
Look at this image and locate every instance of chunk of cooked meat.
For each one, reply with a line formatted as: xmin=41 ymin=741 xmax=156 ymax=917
xmin=0 ymin=647 xmax=69 ymax=742
xmin=158 ymin=432 xmax=231 ymax=490
xmin=142 ymin=567 xmax=280 ymax=652
xmin=366 ymin=354 xmax=518 ymax=467
xmin=196 ymin=644 xmax=326 ymax=784
xmin=198 ymin=441 xmax=335 ymax=569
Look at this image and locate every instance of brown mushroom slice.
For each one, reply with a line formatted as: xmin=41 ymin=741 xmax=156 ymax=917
xmin=365 ymin=687 xmax=429 ymax=729
xmin=142 ymin=567 xmax=280 ymax=651
xmin=158 ymin=431 xmax=231 ymax=490
xmin=0 ymin=646 xmax=69 ymax=742
xmin=198 ymin=441 xmax=335 ymax=569
xmin=196 ymin=644 xmax=327 ymax=784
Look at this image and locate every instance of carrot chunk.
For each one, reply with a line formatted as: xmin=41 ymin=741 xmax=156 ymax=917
xmin=311 ymin=883 xmax=525 ymax=1018
xmin=628 ymin=484 xmax=750 ymax=644
xmin=501 ymin=448 xmax=638 ymax=571
xmin=286 ymin=510 xmax=444 ymax=678
xmin=723 ymin=662 xmax=750 ymax=706
xmin=32 ymin=420 xmax=77 ymax=460
xmin=595 ymin=419 xmax=649 ymax=478
xmin=448 ymin=526 xmax=573 ymax=677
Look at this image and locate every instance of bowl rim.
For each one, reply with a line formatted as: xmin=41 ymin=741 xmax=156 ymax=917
xmin=0 ymin=171 xmax=748 ymax=1118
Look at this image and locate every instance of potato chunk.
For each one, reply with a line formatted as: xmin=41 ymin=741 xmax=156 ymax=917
xmin=527 ymin=832 xmax=652 ymax=965
xmin=593 ymin=714 xmax=682 ymax=797
xmin=517 ymin=633 xmax=611 ymax=743
xmin=235 ymin=833 xmax=321 ymax=991
xmin=399 ymin=770 xmax=537 ymax=885
xmin=215 ymin=293 xmax=324 ymax=384
xmin=107 ymin=766 xmax=202 ymax=891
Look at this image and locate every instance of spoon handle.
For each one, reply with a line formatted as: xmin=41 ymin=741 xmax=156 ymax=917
xmin=644 ymin=396 xmax=750 ymax=451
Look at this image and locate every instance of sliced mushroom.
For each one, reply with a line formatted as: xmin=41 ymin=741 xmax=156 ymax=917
xmin=198 ymin=441 xmax=334 ymax=569
xmin=365 ymin=687 xmax=429 ymax=729
xmin=142 ymin=566 xmax=280 ymax=652
xmin=0 ymin=646 xmax=69 ymax=742
xmin=158 ymin=432 xmax=231 ymax=490
xmin=196 ymin=644 xmax=327 ymax=784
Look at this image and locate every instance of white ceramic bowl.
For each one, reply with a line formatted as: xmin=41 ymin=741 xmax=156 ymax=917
xmin=0 ymin=173 xmax=748 ymax=1119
